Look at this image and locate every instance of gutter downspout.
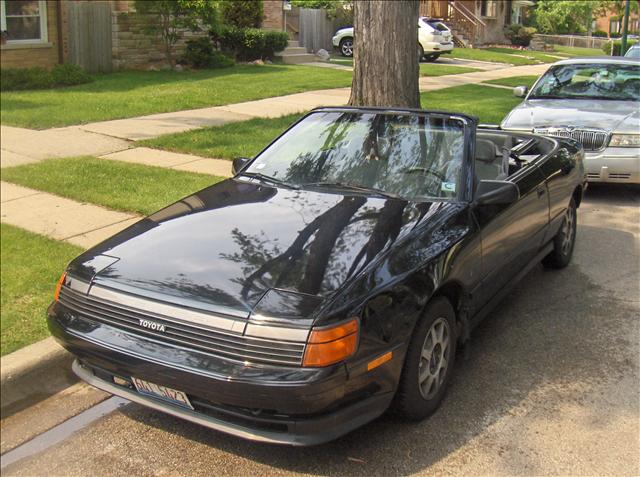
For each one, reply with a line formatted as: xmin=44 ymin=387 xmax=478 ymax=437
xmin=56 ymin=0 xmax=64 ymax=64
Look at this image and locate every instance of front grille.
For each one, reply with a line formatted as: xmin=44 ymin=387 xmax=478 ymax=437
xmin=59 ymin=287 xmax=306 ymax=366
xmin=586 ymin=172 xmax=600 ymax=179
xmin=534 ymin=127 xmax=610 ymax=151
xmin=609 ymin=173 xmax=631 ymax=179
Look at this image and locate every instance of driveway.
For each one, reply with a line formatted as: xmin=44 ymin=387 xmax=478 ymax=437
xmin=2 ymin=185 xmax=638 ymax=476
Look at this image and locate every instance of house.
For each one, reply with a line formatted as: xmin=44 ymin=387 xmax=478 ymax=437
xmin=419 ymin=0 xmax=534 ymax=46
xmin=0 ymin=0 xmax=297 ymax=72
xmin=594 ymin=6 xmax=640 ymax=37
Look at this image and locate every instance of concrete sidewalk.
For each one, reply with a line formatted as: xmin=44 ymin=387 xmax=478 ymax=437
xmin=0 ymin=182 xmax=139 ymax=249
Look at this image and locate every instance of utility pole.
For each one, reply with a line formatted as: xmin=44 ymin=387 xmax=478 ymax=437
xmin=620 ymin=0 xmax=631 ymax=55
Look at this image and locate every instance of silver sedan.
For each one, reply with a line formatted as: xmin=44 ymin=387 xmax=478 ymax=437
xmin=501 ymin=57 xmax=639 ymax=184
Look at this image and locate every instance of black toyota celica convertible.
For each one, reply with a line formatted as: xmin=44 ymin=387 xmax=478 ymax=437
xmin=49 ymin=107 xmax=586 ymax=445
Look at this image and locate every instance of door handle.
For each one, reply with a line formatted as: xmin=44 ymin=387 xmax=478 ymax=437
xmin=537 ymin=186 xmax=546 ymax=198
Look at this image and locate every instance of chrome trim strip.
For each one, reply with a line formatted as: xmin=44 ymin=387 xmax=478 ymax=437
xmin=65 ymin=274 xmax=90 ymax=295
xmin=245 ymin=322 xmax=310 ymax=342
xmin=89 ymin=284 xmax=247 ymax=335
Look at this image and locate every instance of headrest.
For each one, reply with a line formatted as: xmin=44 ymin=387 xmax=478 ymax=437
xmin=475 ymin=139 xmax=500 ymax=163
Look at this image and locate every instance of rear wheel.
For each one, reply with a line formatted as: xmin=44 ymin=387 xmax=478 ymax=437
xmin=393 ymin=297 xmax=457 ymax=420
xmin=542 ymin=198 xmax=577 ymax=269
xmin=340 ymin=38 xmax=354 ymax=57
xmin=418 ymin=44 xmax=425 ymax=62
xmin=423 ymin=53 xmax=441 ymax=62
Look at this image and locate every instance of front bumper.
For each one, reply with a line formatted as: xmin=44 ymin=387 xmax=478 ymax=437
xmin=584 ymin=147 xmax=640 ymax=184
xmin=332 ymin=36 xmax=340 ymax=47
xmin=48 ymin=303 xmax=396 ymax=445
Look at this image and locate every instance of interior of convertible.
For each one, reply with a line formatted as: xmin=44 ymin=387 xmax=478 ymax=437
xmin=474 ymin=130 xmax=555 ymax=182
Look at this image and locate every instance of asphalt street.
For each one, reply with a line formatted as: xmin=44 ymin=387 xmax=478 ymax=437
xmin=2 ymin=184 xmax=639 ymax=477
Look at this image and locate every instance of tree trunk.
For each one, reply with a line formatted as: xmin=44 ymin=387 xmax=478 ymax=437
xmin=348 ymin=0 xmax=420 ymax=108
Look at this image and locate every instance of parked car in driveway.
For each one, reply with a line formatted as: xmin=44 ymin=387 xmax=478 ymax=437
xmin=49 ymin=107 xmax=585 ymax=445
xmin=502 ymin=57 xmax=640 ymax=184
xmin=332 ymin=17 xmax=454 ymax=62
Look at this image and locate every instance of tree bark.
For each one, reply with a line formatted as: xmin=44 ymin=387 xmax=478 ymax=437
xmin=348 ymin=0 xmax=420 ymax=108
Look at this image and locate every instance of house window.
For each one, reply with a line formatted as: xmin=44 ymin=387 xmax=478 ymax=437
xmin=0 ymin=0 xmax=48 ymax=44
xmin=480 ymin=0 xmax=498 ymax=18
xmin=610 ymin=19 xmax=621 ymax=35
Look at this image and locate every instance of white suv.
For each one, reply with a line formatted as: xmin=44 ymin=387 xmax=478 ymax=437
xmin=332 ymin=17 xmax=454 ymax=62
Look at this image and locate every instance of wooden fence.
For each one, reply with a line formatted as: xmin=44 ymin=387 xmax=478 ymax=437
xmin=299 ymin=8 xmax=338 ymax=53
xmin=67 ymin=1 xmax=113 ymax=73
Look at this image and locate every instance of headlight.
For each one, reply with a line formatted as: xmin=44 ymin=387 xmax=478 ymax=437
xmin=609 ymin=134 xmax=640 ymax=147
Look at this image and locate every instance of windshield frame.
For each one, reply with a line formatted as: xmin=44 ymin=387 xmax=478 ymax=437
xmin=527 ymin=62 xmax=640 ymax=102
xmin=237 ymin=107 xmax=477 ymax=203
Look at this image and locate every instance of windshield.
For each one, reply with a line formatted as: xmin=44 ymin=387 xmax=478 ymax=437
xmin=245 ymin=111 xmax=468 ymax=201
xmin=529 ymin=63 xmax=640 ymax=101
xmin=625 ymin=46 xmax=640 ymax=58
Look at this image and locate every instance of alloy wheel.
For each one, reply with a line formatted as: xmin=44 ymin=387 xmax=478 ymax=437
xmin=418 ymin=317 xmax=451 ymax=400
xmin=561 ymin=206 xmax=575 ymax=255
xmin=341 ymin=39 xmax=353 ymax=57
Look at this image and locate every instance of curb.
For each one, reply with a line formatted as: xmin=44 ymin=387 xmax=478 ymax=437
xmin=1 ymin=337 xmax=78 ymax=418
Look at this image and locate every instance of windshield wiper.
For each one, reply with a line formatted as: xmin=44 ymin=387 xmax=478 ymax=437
xmin=302 ymin=181 xmax=404 ymax=200
xmin=238 ymin=172 xmax=299 ymax=190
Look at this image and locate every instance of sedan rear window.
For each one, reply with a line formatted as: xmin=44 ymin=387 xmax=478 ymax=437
xmin=247 ymin=112 xmax=468 ymax=201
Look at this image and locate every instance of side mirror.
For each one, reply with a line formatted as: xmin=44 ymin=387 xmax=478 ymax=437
xmin=474 ymin=180 xmax=519 ymax=206
xmin=513 ymin=86 xmax=528 ymax=98
xmin=232 ymin=157 xmax=251 ymax=175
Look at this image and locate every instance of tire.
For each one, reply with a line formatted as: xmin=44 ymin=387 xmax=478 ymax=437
xmin=418 ymin=44 xmax=425 ymax=62
xmin=340 ymin=38 xmax=354 ymax=57
xmin=423 ymin=53 xmax=441 ymax=63
xmin=542 ymin=197 xmax=577 ymax=269
xmin=393 ymin=296 xmax=457 ymax=420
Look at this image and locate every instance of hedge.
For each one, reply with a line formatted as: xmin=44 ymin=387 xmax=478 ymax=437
xmin=601 ymin=39 xmax=639 ymax=56
xmin=1 ymin=64 xmax=92 ymax=91
xmin=216 ymin=27 xmax=289 ymax=61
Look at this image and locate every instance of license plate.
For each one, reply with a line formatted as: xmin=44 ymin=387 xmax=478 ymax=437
xmin=131 ymin=377 xmax=193 ymax=410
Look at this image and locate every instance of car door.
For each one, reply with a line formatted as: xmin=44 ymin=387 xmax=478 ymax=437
xmin=473 ymin=164 xmax=550 ymax=307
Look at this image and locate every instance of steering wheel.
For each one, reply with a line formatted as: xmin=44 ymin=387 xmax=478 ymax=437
xmin=402 ymin=167 xmax=445 ymax=181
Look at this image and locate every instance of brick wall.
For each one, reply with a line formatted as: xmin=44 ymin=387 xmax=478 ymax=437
xmin=1 ymin=0 xmax=62 ymax=69
xmin=111 ymin=12 xmax=207 ymax=70
xmin=263 ymin=0 xmax=283 ymax=30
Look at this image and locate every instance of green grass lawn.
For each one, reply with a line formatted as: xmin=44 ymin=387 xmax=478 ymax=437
xmin=2 ymin=157 xmax=224 ymax=215
xmin=0 ymin=65 xmax=352 ymax=129
xmin=143 ymin=83 xmax=520 ymax=159
xmin=421 ymin=83 xmax=521 ymax=124
xmin=483 ymin=75 xmax=540 ymax=88
xmin=1 ymin=224 xmax=82 ymax=356
xmin=141 ymin=114 xmax=301 ymax=160
xmin=419 ymin=64 xmax=480 ymax=76
xmin=552 ymin=45 xmax=603 ymax=57
xmin=451 ymin=47 xmax=560 ymax=65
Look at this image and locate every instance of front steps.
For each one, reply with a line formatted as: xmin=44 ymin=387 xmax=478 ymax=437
xmin=275 ymin=40 xmax=320 ymax=64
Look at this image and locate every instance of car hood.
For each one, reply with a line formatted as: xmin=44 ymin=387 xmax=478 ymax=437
xmin=501 ymin=99 xmax=640 ymax=134
xmin=69 ymin=179 xmax=451 ymax=319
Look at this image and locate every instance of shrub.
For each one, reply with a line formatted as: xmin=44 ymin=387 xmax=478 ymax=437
xmin=183 ymin=37 xmax=235 ymax=68
xmin=610 ymin=32 xmax=621 ymax=38
xmin=602 ymin=39 xmax=638 ymax=55
xmin=216 ymin=27 xmax=289 ymax=61
xmin=504 ymin=24 xmax=537 ymax=47
xmin=1 ymin=64 xmax=92 ymax=91
xmin=592 ymin=29 xmax=608 ymax=38
xmin=221 ymin=0 xmax=263 ymax=28
xmin=51 ymin=64 xmax=92 ymax=86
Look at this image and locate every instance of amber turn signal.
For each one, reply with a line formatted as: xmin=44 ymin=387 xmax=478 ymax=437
xmin=303 ymin=318 xmax=359 ymax=367
xmin=54 ymin=272 xmax=67 ymax=301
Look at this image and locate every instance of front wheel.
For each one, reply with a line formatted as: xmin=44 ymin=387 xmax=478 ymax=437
xmin=340 ymin=38 xmax=354 ymax=57
xmin=392 ymin=297 xmax=457 ymax=420
xmin=542 ymin=198 xmax=577 ymax=269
